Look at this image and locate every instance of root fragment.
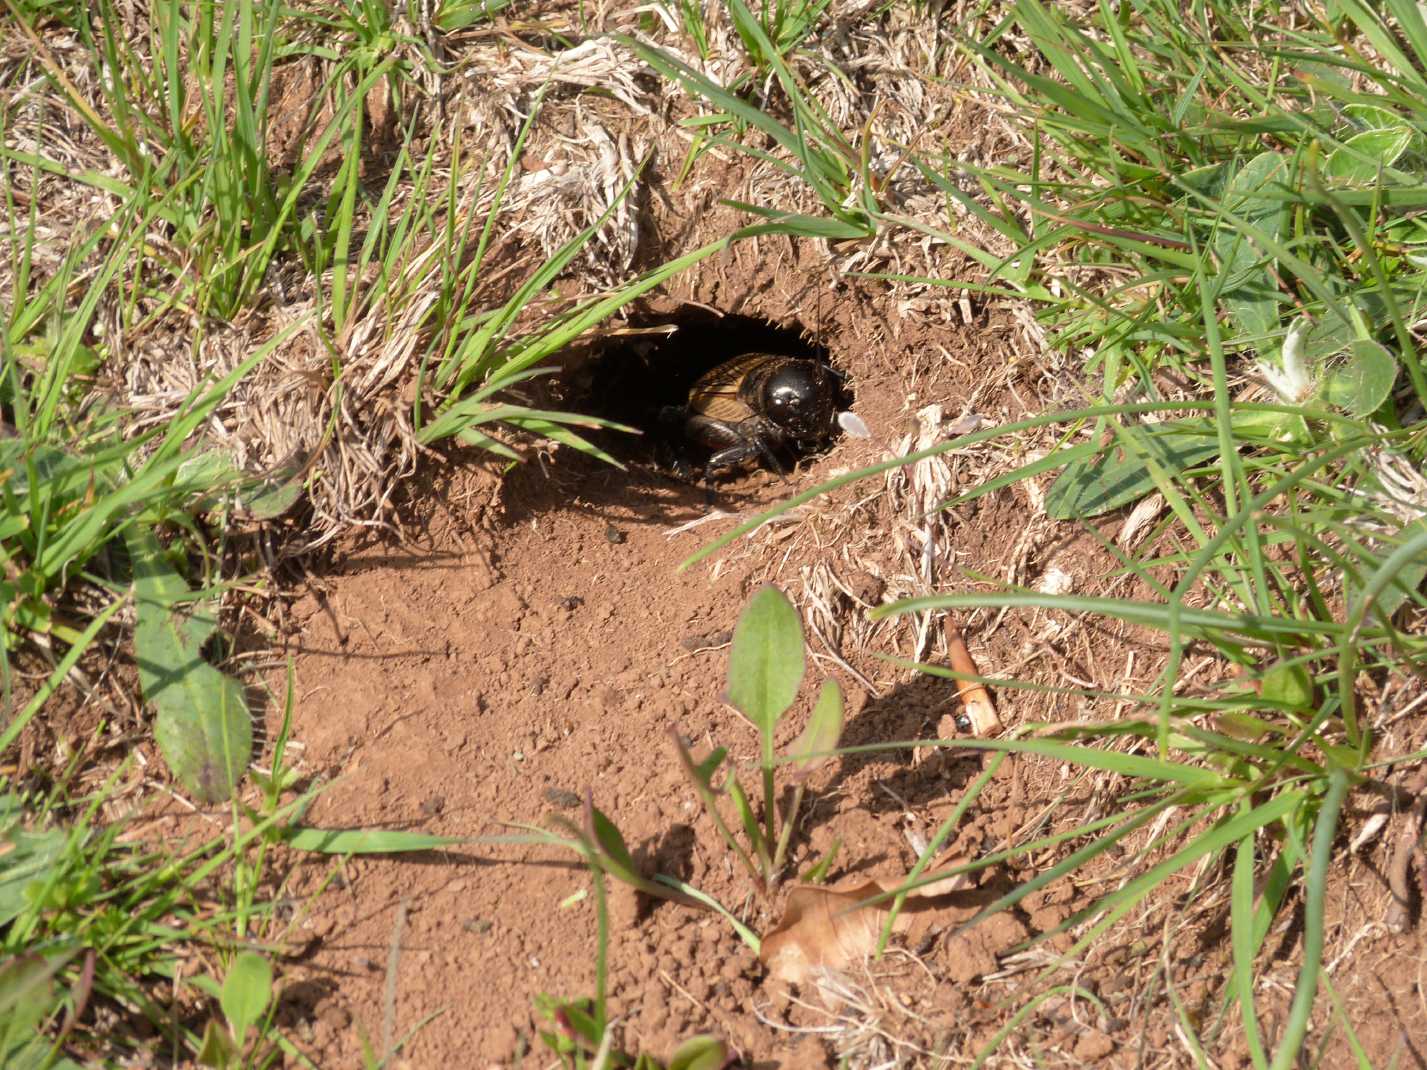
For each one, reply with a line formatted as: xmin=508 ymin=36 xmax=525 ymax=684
xmin=1386 ymin=767 xmax=1427 ymax=933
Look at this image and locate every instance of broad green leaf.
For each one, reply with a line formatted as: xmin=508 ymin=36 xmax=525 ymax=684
xmin=1044 ymin=406 xmax=1313 ymax=520
xmin=1045 ymin=422 xmax=1219 ymax=519
xmin=1347 ymin=515 xmax=1427 ymax=620
xmin=1299 ymin=309 xmax=1356 ymax=359
xmin=3 ymin=441 xmax=89 ymax=497
xmin=177 ymin=448 xmax=306 ymax=521
xmin=1226 ymin=292 xmax=1283 ymax=349
xmin=1344 ymin=103 xmax=1408 ymax=133
xmin=587 ymin=805 xmax=644 ymax=884
xmin=434 ymin=0 xmax=515 ymax=31
xmin=196 ymin=1018 xmax=238 ymax=1069
xmin=0 ymin=955 xmax=59 ymax=1070
xmin=1260 ymin=663 xmax=1314 ymax=711
xmin=689 ymin=746 xmax=728 ymax=790
xmin=0 ymin=817 xmax=66 ymax=928
xmin=238 ymin=473 xmax=305 ymax=521
xmin=1 ymin=586 xmax=51 ymax=649
xmin=785 ymin=678 xmax=844 ymax=778
xmin=1217 ymin=153 xmax=1289 ymax=348
xmin=1325 ymin=127 xmax=1413 ymax=184
xmin=174 ymin=451 xmax=232 ymax=494
xmin=1384 ymin=212 xmax=1427 ymax=248
xmin=126 ymin=526 xmax=251 ymax=804
xmin=1216 ymin=711 xmax=1283 ymax=740
xmin=1217 ymin=152 xmax=1288 ymax=283
xmin=1178 ymin=161 xmax=1231 ymax=199
xmin=726 ymin=585 xmax=805 ymax=732
xmin=220 ymin=951 xmax=272 ymax=1042
xmin=1318 ymin=339 xmax=1397 ymax=416
xmin=668 ymin=1035 xmax=729 ymax=1070
xmin=1228 ymin=408 xmax=1312 ymax=446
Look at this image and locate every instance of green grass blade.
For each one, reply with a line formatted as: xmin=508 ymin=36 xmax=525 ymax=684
xmin=1267 ymin=770 xmax=1347 ymax=1070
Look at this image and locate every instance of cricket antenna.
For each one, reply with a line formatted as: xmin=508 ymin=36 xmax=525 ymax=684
xmin=816 ymin=274 xmax=823 ymax=349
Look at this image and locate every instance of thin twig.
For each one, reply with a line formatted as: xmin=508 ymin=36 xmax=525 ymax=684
xmin=382 ymin=898 xmax=409 ymax=1061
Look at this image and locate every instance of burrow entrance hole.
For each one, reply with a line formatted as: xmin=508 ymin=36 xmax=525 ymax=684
xmin=574 ymin=307 xmax=849 ymax=475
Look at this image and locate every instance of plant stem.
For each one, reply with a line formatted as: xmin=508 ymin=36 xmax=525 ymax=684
xmin=1267 ymin=768 xmax=1347 ymax=1070
xmin=771 ymin=783 xmax=805 ymax=879
xmin=670 ymin=735 xmax=764 ymax=888
xmin=591 ymin=863 xmax=608 ymax=1029
xmin=761 ymin=755 xmax=777 ymax=878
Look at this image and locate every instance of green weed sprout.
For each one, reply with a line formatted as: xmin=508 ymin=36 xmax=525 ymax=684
xmin=534 ymin=992 xmax=727 ymax=1070
xmin=673 ymin=584 xmax=844 ymax=896
xmin=194 ymin=951 xmax=273 ymax=1070
xmin=499 ymin=797 xmax=735 ymax=1062
xmin=502 ymin=586 xmax=843 ymax=954
xmin=530 ymin=812 xmax=727 ymax=1070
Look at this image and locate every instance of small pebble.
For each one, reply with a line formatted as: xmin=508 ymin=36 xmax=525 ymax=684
xmin=317 ymin=1002 xmax=352 ymax=1031
xmin=543 ymin=787 xmax=582 ymax=810
xmin=680 ymin=629 xmax=732 ymax=651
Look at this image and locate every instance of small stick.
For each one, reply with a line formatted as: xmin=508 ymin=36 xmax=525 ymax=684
xmin=948 ymin=624 xmax=1002 ymax=735
xmin=1386 ymin=767 xmax=1427 ymax=933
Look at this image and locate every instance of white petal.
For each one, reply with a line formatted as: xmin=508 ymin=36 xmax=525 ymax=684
xmin=837 ymin=410 xmax=871 ymax=438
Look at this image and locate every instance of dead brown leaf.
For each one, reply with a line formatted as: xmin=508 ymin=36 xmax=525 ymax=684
xmin=948 ymin=625 xmax=1002 ymax=735
xmin=760 ymin=861 xmax=974 ymax=985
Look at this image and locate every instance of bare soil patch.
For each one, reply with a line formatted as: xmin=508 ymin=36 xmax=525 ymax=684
xmin=269 ymin=259 xmax=1081 ymax=1066
xmin=255 ymin=249 xmax=1427 ymax=1067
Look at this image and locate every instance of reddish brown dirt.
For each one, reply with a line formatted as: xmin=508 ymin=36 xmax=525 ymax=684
xmin=12 ymin=8 xmax=1424 ymax=1065
xmin=255 ymin=258 xmax=1427 ymax=1069
xmin=267 ymin=264 xmax=1080 ymax=1066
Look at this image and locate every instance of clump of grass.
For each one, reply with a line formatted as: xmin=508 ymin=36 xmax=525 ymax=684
xmin=1 ymin=663 xmax=475 ymax=1065
xmin=660 ymin=0 xmax=1427 ymax=1063
xmin=620 ymin=0 xmax=881 ymax=241
xmin=0 ymin=166 xmax=301 ymax=798
xmin=6 ymin=0 xmax=735 ymax=559
xmin=2 ymin=0 xmax=737 ymax=787
xmin=1 ymin=3 xmax=743 ymax=1061
xmin=922 ymin=8 xmax=1427 ymax=1062
xmin=0 ymin=723 xmax=303 ymax=1064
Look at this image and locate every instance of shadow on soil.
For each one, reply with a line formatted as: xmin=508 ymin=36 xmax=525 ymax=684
xmin=834 ymin=673 xmax=986 ymax=813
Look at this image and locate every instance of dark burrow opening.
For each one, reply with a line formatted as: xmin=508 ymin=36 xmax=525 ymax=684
xmin=572 ymin=307 xmax=851 ymax=482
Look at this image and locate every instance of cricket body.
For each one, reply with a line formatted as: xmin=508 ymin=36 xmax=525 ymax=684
xmin=681 ymin=353 xmax=839 ymax=486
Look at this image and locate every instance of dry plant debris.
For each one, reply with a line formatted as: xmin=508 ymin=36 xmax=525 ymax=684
xmin=760 ymin=864 xmax=974 ymax=988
